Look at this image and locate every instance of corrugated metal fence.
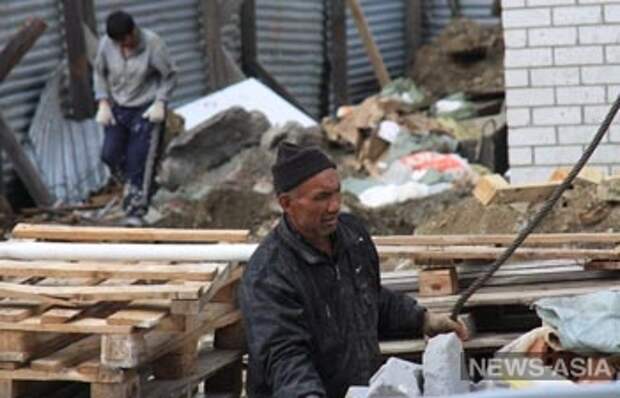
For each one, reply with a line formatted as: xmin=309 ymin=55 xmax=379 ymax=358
xmin=0 ymin=0 xmax=499 ymax=205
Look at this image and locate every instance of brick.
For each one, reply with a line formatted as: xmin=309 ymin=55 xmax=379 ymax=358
xmin=582 ymin=66 xmax=620 ymax=84
xmin=558 ymin=125 xmax=599 ymax=143
xmin=605 ymin=45 xmax=620 ymax=63
xmin=530 ymin=67 xmax=579 ymax=86
xmin=529 ymin=27 xmax=576 ymax=46
xmin=505 ymin=48 xmax=552 ymax=68
xmin=533 ymin=106 xmax=582 ymax=125
xmin=507 ymin=88 xmax=555 ymax=106
xmin=605 ymin=4 xmax=620 ymax=22
xmin=509 ymin=147 xmax=533 ymax=165
xmin=584 ymin=105 xmax=611 ymax=124
xmin=509 ymin=127 xmax=557 ymax=146
xmin=507 ymin=108 xmax=531 ymax=127
xmin=554 ymin=46 xmax=603 ymax=65
xmin=503 ymin=0 xmax=525 ymax=7
xmin=509 ymin=167 xmax=556 ymax=184
xmin=534 ymin=145 xmax=583 ymax=164
xmin=504 ymin=29 xmax=527 ymax=48
xmin=553 ymin=6 xmax=601 ymax=25
xmin=503 ymin=8 xmax=551 ymax=28
xmin=590 ymin=144 xmax=620 ymax=163
xmin=580 ymin=0 xmax=620 ymax=4
xmin=579 ymin=26 xmax=620 ymax=45
xmin=528 ymin=0 xmax=574 ymax=5
xmin=505 ymin=69 xmax=529 ymax=87
xmin=556 ymin=86 xmax=606 ymax=105
xmin=608 ymin=85 xmax=620 ymax=102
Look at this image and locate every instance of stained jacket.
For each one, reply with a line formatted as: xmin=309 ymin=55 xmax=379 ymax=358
xmin=94 ymin=28 xmax=177 ymax=107
xmin=239 ymin=213 xmax=426 ymax=398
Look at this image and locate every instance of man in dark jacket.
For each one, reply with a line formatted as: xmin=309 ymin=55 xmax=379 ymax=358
xmin=239 ymin=142 xmax=467 ymax=398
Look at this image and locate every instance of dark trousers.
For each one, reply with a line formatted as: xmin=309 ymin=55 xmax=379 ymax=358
xmin=101 ymin=104 xmax=161 ymax=217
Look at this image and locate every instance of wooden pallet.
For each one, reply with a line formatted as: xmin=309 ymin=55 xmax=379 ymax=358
xmin=0 ymin=224 xmax=248 ymax=398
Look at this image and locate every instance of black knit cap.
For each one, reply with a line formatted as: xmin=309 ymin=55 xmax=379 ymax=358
xmin=272 ymin=142 xmax=336 ymax=194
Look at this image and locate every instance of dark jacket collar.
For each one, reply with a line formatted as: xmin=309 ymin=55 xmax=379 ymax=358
xmin=275 ymin=215 xmax=361 ymax=265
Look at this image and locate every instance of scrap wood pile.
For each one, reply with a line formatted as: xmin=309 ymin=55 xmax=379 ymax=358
xmin=374 ymin=231 xmax=620 ymax=379
xmin=0 ymin=223 xmax=248 ymax=398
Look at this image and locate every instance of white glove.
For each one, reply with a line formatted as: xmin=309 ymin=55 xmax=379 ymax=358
xmin=142 ymin=100 xmax=166 ymax=123
xmin=95 ymin=100 xmax=115 ymax=126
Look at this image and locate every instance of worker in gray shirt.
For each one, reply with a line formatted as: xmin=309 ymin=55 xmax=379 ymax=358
xmin=94 ymin=10 xmax=177 ymax=225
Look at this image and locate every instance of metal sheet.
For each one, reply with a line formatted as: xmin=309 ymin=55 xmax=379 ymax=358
xmin=256 ymin=0 xmax=325 ymax=118
xmin=423 ymin=0 xmax=500 ymax=42
xmin=94 ymin=0 xmax=209 ymax=108
xmin=346 ymin=0 xmax=407 ymax=104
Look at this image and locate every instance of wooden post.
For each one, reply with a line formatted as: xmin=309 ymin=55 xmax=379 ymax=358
xmin=0 ymin=18 xmax=47 ymax=83
xmin=152 ymin=336 xmax=199 ymax=380
xmin=62 ymin=0 xmax=96 ymax=119
xmin=241 ymin=0 xmax=257 ymax=75
xmin=204 ymin=321 xmax=245 ymax=397
xmin=405 ymin=0 xmax=423 ymax=70
xmin=345 ymin=0 xmax=391 ymax=88
xmin=91 ymin=372 xmax=141 ymax=398
xmin=330 ymin=0 xmax=349 ymax=111
xmin=0 ymin=115 xmax=53 ymax=206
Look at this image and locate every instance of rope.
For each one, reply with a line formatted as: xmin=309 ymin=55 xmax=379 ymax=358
xmin=450 ymin=95 xmax=620 ymax=320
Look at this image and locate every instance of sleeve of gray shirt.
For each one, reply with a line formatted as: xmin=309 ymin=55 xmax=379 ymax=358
xmin=151 ymin=38 xmax=178 ymax=103
xmin=93 ymin=39 xmax=110 ymax=102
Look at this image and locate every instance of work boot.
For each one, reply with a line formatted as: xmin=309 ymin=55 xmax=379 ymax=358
xmin=122 ymin=215 xmax=144 ymax=228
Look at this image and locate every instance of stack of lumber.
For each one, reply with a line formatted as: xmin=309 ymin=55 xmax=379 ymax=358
xmin=0 ymin=223 xmax=247 ymax=398
xmin=373 ymin=232 xmax=620 ymax=359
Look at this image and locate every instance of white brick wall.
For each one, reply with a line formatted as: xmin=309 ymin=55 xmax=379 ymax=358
xmin=503 ymin=0 xmax=620 ymax=182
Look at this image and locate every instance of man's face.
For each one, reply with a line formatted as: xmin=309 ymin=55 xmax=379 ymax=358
xmin=117 ymin=28 xmax=138 ymax=51
xmin=279 ymin=168 xmax=342 ymax=240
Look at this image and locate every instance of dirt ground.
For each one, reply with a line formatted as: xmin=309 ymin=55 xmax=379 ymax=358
xmin=416 ymin=182 xmax=620 ymax=235
xmin=411 ymin=18 xmax=505 ymax=101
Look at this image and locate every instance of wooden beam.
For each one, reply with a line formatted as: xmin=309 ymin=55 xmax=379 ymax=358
xmin=474 ymin=174 xmax=560 ymax=206
xmin=418 ymin=268 xmax=458 ymax=297
xmin=345 ymin=0 xmax=391 ymax=88
xmin=61 ymin=0 xmax=96 ymax=119
xmin=0 ymin=115 xmax=54 ymax=206
xmin=0 ymin=18 xmax=47 ymax=83
xmin=329 ymin=0 xmax=348 ymax=110
xmin=0 ymin=260 xmax=219 ymax=281
xmin=373 ymin=232 xmax=620 ymax=246
xmin=12 ymin=223 xmax=249 ymax=242
xmin=240 ymin=0 xmax=257 ymax=74
xmin=404 ymin=0 xmax=423 ymax=69
xmin=380 ymin=332 xmax=521 ymax=356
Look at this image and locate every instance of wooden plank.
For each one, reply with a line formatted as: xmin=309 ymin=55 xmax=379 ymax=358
xmin=0 ymin=260 xmax=219 ymax=281
xmin=377 ymin=245 xmax=620 ymax=262
xmin=380 ymin=332 xmax=521 ymax=356
xmin=0 ymin=281 xmax=73 ymax=306
xmin=171 ymin=263 xmax=233 ymax=314
xmin=330 ymin=0 xmax=348 ymax=110
xmin=474 ymin=174 xmax=560 ymax=206
xmin=584 ymin=260 xmax=620 ymax=271
xmin=549 ymin=167 xmax=604 ymax=186
xmin=0 ymin=317 xmax=133 ymax=334
xmin=40 ymin=308 xmax=84 ymax=324
xmin=345 ymin=0 xmax=391 ymax=87
xmin=91 ymin=372 xmax=141 ymax=397
xmin=107 ymin=309 xmax=168 ymax=328
xmin=0 ymin=113 xmax=53 ymax=207
xmin=373 ymin=232 xmax=620 ymax=246
xmin=0 ymin=18 xmax=47 ymax=83
xmin=12 ymin=223 xmax=249 ymax=243
xmin=31 ymin=335 xmax=99 ymax=372
xmin=61 ymin=0 xmax=95 ymax=119
xmin=0 ymin=283 xmax=202 ymax=302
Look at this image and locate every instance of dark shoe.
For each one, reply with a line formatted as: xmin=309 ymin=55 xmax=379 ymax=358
xmin=122 ymin=215 xmax=144 ymax=228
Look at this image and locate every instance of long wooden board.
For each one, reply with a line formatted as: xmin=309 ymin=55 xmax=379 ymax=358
xmin=380 ymin=332 xmax=521 ymax=355
xmin=377 ymin=245 xmax=620 ymax=261
xmin=0 ymin=261 xmax=219 ymax=281
xmin=12 ymin=223 xmax=249 ymax=243
xmin=373 ymin=232 xmax=620 ymax=246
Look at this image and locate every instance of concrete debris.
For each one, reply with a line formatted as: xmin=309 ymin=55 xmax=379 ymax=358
xmin=422 ymin=333 xmax=470 ymax=396
xmin=157 ymin=107 xmax=270 ymax=191
xmin=260 ymin=121 xmax=324 ymax=150
xmin=367 ymin=358 xmax=422 ymax=397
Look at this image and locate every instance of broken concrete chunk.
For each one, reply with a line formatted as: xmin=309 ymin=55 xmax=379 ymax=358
xmin=423 ymin=333 xmax=470 ymax=396
xmin=158 ymin=107 xmax=270 ymax=191
xmin=259 ymin=121 xmax=323 ymax=149
xmin=368 ymin=357 xmax=422 ymax=397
